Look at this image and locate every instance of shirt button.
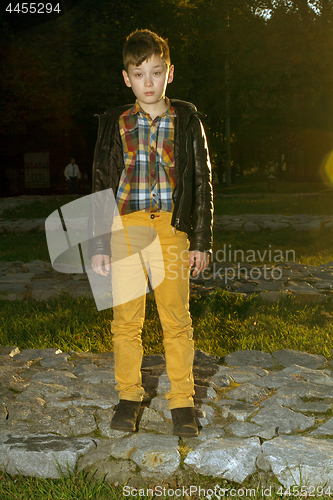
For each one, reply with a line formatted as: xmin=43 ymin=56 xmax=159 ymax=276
xmin=152 ymin=193 xmax=156 ymax=197
xmin=151 ymin=170 xmax=155 ymax=175
xmin=150 ymin=214 xmax=155 ymax=219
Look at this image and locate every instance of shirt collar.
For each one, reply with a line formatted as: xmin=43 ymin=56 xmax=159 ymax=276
xmin=130 ymin=97 xmax=176 ymax=119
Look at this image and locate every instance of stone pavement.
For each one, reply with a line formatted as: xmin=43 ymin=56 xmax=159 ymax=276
xmin=2 ymin=214 xmax=333 ymax=234
xmin=2 ymin=346 xmax=333 ymax=489
xmin=1 ymin=258 xmax=333 ymax=304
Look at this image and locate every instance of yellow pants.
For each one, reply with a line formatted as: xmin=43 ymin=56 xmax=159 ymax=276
xmin=110 ymin=211 xmax=195 ymax=410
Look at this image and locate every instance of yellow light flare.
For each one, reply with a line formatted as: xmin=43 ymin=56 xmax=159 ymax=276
xmin=319 ymin=150 xmax=333 ymax=186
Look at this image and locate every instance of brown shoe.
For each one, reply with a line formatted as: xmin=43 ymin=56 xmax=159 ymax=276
xmin=110 ymin=400 xmax=142 ymax=432
xmin=171 ymin=407 xmax=199 ymax=437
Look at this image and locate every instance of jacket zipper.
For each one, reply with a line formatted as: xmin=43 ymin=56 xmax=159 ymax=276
xmin=175 ymin=125 xmax=189 ymax=229
xmin=91 ymin=113 xmax=102 ymax=237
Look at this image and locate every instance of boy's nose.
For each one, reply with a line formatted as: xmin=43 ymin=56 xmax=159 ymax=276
xmin=145 ymin=77 xmax=153 ymax=87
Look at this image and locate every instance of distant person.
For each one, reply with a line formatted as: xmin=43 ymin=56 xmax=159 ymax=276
xmin=64 ymin=158 xmax=81 ymax=194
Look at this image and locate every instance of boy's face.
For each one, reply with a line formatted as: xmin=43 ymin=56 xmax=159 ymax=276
xmin=122 ymin=54 xmax=174 ymax=112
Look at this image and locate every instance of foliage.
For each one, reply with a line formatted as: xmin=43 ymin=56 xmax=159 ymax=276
xmin=1 ymin=0 xmax=333 ymax=176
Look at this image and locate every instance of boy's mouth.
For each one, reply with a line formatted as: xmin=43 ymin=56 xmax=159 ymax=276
xmin=145 ymin=92 xmax=154 ymax=96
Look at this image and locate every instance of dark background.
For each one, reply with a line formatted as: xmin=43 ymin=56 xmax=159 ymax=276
xmin=1 ymin=0 xmax=333 ymax=196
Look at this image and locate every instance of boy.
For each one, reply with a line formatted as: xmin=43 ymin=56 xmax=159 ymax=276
xmin=90 ymin=29 xmax=213 ymax=437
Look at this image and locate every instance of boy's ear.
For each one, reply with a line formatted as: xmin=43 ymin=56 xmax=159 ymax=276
xmin=167 ymin=64 xmax=174 ymax=84
xmin=122 ymin=70 xmax=132 ymax=88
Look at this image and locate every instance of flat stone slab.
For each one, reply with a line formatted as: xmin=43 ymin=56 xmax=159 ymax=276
xmin=226 ymin=422 xmax=277 ymax=439
xmin=226 ymin=383 xmax=270 ymax=404
xmin=259 ymin=391 xmax=323 ymax=410
xmin=276 ymin=380 xmax=333 ymax=399
xmin=72 ymin=365 xmax=116 ymax=384
xmin=0 ymin=434 xmax=97 ymax=478
xmin=215 ymin=366 xmax=268 ymax=383
xmin=185 ymin=437 xmax=261 ymax=483
xmin=244 ymin=222 xmax=260 ymax=232
xmin=251 ymin=406 xmax=315 ymax=434
xmin=310 ymin=417 xmax=333 ymax=436
xmin=291 ymin=401 xmax=332 ymax=414
xmin=292 ymin=220 xmax=322 ymax=231
xmin=0 ymin=347 xmax=20 ymax=357
xmin=280 ymin=364 xmax=333 ymax=386
xmin=31 ymin=370 xmax=78 ymax=385
xmin=77 ymin=441 xmax=137 ymax=484
xmin=110 ymin=434 xmax=180 ymax=477
xmin=215 ymin=400 xmax=258 ymax=421
xmin=254 ymin=373 xmax=297 ymax=389
xmin=272 ymin=349 xmax=327 ymax=369
xmin=198 ymin=404 xmax=215 ymax=426
xmin=224 ymin=350 xmax=276 ymax=368
xmin=262 ymin=436 xmax=333 ymax=487
xmin=13 ymin=348 xmax=63 ymax=362
xmin=195 ymin=427 xmax=226 ymax=441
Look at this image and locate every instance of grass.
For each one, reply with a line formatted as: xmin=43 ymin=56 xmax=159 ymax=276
xmin=0 ymin=233 xmax=50 ymax=262
xmin=213 ymin=229 xmax=333 ymax=266
xmin=1 ymin=290 xmax=333 ymax=359
xmin=214 ymin=192 xmax=333 ymax=216
xmin=0 ymin=469 xmax=119 ymax=500
xmin=214 ymin=178 xmax=332 ymax=195
xmin=2 ymin=227 xmax=333 ymax=266
xmin=0 ymin=196 xmax=79 ymax=220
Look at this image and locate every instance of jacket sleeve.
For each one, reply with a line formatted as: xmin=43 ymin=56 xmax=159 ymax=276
xmin=88 ymin=113 xmax=116 ymax=259
xmin=189 ymin=115 xmax=214 ymax=253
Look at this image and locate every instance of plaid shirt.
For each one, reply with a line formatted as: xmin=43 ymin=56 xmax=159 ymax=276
xmin=116 ymin=98 xmax=177 ymax=215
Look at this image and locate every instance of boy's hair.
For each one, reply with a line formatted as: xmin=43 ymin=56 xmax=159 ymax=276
xmin=123 ymin=29 xmax=170 ymax=72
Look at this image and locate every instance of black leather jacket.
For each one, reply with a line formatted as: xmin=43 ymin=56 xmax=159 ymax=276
xmin=89 ymin=99 xmax=213 ymax=257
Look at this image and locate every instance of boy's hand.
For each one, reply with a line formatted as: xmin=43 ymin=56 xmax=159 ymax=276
xmin=189 ymin=251 xmax=210 ymax=277
xmin=91 ymin=254 xmax=110 ymax=276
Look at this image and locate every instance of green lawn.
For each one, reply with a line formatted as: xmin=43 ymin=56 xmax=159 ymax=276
xmin=0 ymin=195 xmax=79 ymax=220
xmin=214 ymin=192 xmax=333 ymax=215
xmin=214 ymin=179 xmax=332 ymax=195
xmin=0 ymin=470 xmax=120 ymax=500
xmin=213 ymin=229 xmax=333 ymax=266
xmin=1 ymin=290 xmax=333 ymax=359
xmin=2 ymin=227 xmax=333 ymax=266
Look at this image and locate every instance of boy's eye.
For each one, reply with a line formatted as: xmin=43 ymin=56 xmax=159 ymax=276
xmin=154 ymin=72 xmax=161 ymax=75
xmin=134 ymin=73 xmax=142 ymax=77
